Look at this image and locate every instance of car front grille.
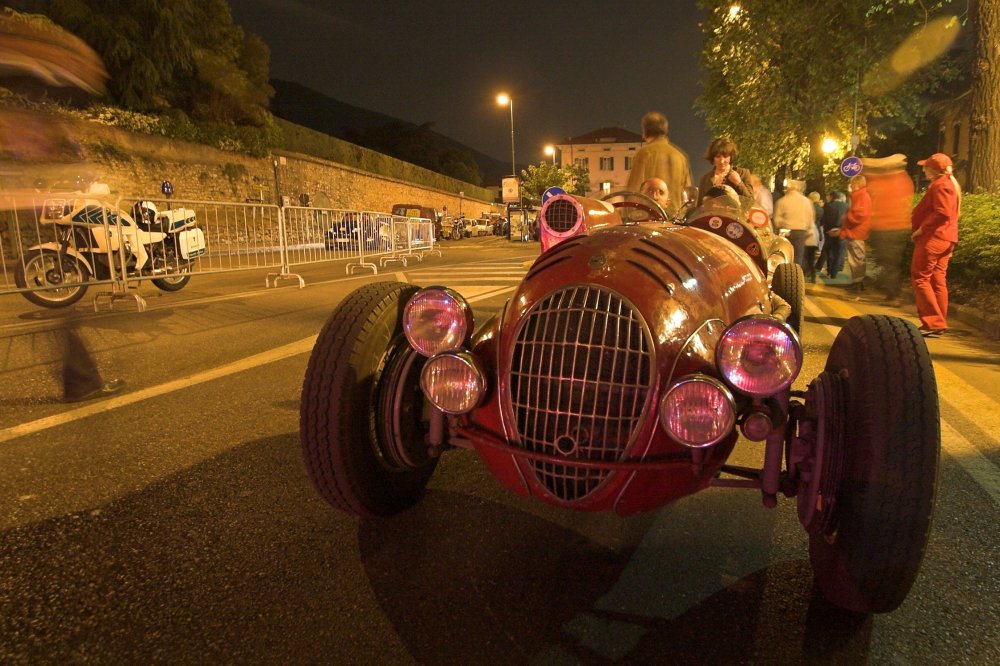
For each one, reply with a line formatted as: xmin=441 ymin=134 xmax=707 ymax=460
xmin=508 ymin=285 xmax=654 ymax=502
xmin=542 ymin=199 xmax=580 ymax=233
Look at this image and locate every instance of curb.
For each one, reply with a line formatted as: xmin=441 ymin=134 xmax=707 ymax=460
xmin=809 ymin=280 xmax=1000 ymax=340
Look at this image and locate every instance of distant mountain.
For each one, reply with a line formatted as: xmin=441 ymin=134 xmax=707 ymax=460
xmin=269 ymin=79 xmax=511 ymax=185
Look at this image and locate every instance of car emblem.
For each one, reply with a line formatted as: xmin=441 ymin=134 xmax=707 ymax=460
xmin=709 ymin=216 xmax=723 ymax=229
xmin=726 ymin=222 xmax=744 ymax=239
xmin=588 ymin=254 xmax=607 ymax=269
xmin=746 ymin=242 xmax=760 ymax=256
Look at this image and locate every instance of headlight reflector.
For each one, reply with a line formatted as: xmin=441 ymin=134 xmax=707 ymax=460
xmin=420 ymin=352 xmax=485 ymax=414
xmin=659 ymin=375 xmax=735 ymax=448
xmin=403 ymin=287 xmax=472 ymax=357
xmin=716 ymin=316 xmax=801 ymax=396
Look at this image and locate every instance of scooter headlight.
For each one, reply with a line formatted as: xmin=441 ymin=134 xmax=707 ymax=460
xmin=403 ymin=287 xmax=473 ymax=357
xmin=659 ymin=375 xmax=736 ymax=448
xmin=420 ymin=352 xmax=485 ymax=414
xmin=716 ymin=316 xmax=801 ymax=396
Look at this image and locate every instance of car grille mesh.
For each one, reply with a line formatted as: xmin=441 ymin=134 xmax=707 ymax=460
xmin=509 ymin=286 xmax=654 ymax=501
xmin=543 ymin=199 xmax=580 ymax=233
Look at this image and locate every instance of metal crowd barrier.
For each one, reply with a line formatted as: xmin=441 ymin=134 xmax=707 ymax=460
xmin=1 ymin=191 xmax=449 ymax=311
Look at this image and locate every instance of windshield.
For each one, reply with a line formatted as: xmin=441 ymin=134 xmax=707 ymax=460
xmin=686 ymin=191 xmax=758 ymax=222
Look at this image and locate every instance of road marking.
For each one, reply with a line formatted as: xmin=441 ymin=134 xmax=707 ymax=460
xmin=804 ymin=296 xmax=1000 ymax=504
xmin=0 ymin=287 xmax=516 ymax=444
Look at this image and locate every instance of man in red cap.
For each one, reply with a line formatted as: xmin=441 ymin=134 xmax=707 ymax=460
xmin=910 ymin=153 xmax=961 ymax=337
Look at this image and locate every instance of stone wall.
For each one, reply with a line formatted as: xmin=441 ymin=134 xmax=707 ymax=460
xmin=1 ymin=107 xmax=496 ymax=218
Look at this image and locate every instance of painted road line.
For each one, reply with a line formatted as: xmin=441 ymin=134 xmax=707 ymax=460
xmin=0 ymin=286 xmax=517 ymax=444
xmin=803 ymin=296 xmax=1000 ymax=505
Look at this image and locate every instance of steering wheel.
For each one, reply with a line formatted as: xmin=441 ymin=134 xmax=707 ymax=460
xmin=600 ymin=191 xmax=668 ymax=224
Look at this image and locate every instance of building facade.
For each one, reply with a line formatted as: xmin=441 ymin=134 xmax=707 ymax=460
xmin=555 ymin=127 xmax=643 ymax=197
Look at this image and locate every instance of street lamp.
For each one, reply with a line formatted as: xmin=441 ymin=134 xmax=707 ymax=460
xmin=544 ymin=145 xmax=556 ymax=165
xmin=496 ymin=93 xmax=516 ymax=179
xmin=821 ymin=137 xmax=838 ymax=155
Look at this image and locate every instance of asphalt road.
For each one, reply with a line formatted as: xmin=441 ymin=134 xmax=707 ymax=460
xmin=1 ymin=236 xmax=998 ymax=664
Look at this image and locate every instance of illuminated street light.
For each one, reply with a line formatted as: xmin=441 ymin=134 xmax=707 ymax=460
xmin=544 ymin=145 xmax=556 ymax=165
xmin=821 ymin=137 xmax=838 ymax=155
xmin=496 ymin=93 xmax=516 ymax=180
xmin=729 ymin=5 xmax=741 ymax=18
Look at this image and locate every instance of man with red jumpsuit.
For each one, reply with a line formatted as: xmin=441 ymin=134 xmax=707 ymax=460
xmin=910 ymin=153 xmax=961 ymax=337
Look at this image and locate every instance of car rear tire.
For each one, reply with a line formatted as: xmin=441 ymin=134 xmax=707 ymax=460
xmin=300 ymin=281 xmax=438 ymax=517
xmin=772 ymin=261 xmax=804 ymax=332
xmin=808 ymin=315 xmax=939 ymax=613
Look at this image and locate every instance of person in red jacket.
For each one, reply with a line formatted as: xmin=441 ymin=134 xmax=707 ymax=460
xmin=840 ymin=174 xmax=872 ymax=292
xmin=911 ymin=153 xmax=961 ymax=337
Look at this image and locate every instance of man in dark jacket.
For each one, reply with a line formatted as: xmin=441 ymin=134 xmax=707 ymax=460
xmin=816 ymin=190 xmax=848 ymax=278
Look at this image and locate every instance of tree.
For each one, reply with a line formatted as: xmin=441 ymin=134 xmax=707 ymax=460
xmin=697 ymin=0 xmax=962 ymax=186
xmin=12 ymin=0 xmax=273 ymax=125
xmin=519 ymin=162 xmax=590 ymax=202
xmin=969 ymin=0 xmax=1000 ymax=193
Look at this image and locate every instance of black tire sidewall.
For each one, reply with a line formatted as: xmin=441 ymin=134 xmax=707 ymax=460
xmin=772 ymin=262 xmax=804 ymax=331
xmin=810 ymin=314 xmax=940 ymax=613
xmin=300 ymin=281 xmax=437 ymax=517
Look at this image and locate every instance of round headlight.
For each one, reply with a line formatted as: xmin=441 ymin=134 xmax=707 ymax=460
xmin=403 ymin=287 xmax=472 ymax=357
xmin=716 ymin=316 xmax=802 ymax=396
xmin=420 ymin=352 xmax=485 ymax=414
xmin=659 ymin=375 xmax=736 ymax=448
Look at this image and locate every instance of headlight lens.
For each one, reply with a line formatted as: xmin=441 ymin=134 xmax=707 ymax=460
xmin=659 ymin=375 xmax=736 ymax=448
xmin=716 ymin=316 xmax=801 ymax=396
xmin=403 ymin=287 xmax=472 ymax=357
xmin=420 ymin=352 xmax=485 ymax=414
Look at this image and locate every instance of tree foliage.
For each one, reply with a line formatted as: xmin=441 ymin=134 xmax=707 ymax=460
xmin=10 ymin=0 xmax=273 ymax=126
xmin=519 ymin=161 xmax=590 ymax=202
xmin=697 ymin=0 xmax=964 ymax=183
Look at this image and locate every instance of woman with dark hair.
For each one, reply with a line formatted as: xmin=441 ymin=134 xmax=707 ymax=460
xmin=697 ymin=137 xmax=753 ymax=203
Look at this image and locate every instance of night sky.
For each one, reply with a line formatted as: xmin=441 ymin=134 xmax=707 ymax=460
xmin=228 ymin=0 xmax=712 ymax=170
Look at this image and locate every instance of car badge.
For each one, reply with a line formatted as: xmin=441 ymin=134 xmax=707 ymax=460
xmin=726 ymin=222 xmax=744 ymax=239
xmin=588 ymin=254 xmax=607 ymax=269
xmin=709 ymin=216 xmax=723 ymax=229
xmin=746 ymin=242 xmax=760 ymax=256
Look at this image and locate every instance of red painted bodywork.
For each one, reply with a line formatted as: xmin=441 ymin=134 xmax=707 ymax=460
xmin=455 ymin=216 xmax=776 ymax=516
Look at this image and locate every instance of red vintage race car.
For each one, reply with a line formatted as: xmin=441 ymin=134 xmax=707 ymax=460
xmin=300 ymin=188 xmax=939 ymax=615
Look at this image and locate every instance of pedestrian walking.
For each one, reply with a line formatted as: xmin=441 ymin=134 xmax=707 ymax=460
xmin=840 ymin=175 xmax=871 ymax=292
xmin=773 ymin=179 xmax=813 ymax=271
xmin=864 ymin=154 xmax=915 ymax=304
xmin=816 ymin=191 xmax=848 ymax=278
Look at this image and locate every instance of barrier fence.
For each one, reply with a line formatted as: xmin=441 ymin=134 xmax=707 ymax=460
xmin=0 ymin=189 xmax=445 ymax=312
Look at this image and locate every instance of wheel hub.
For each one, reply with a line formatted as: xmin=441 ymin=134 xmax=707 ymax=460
xmin=794 ymin=371 xmax=847 ymax=535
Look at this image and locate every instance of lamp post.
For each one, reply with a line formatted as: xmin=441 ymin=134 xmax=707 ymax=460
xmin=544 ymin=145 xmax=556 ymax=165
xmin=496 ymin=93 xmax=516 ymax=180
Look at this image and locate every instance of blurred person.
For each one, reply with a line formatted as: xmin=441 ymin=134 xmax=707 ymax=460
xmin=61 ymin=322 xmax=125 ymax=402
xmin=639 ymin=177 xmax=671 ymax=211
xmin=816 ymin=190 xmax=848 ymax=278
xmin=626 ymin=111 xmax=692 ymax=216
xmin=864 ymin=154 xmax=915 ymax=304
xmin=697 ymin=137 xmax=754 ymax=203
xmin=841 ymin=175 xmax=872 ymax=292
xmin=804 ymin=191 xmax=824 ymax=283
xmin=750 ymin=174 xmax=774 ymax=217
xmin=910 ymin=153 xmax=961 ymax=337
xmin=773 ymin=179 xmax=813 ymax=271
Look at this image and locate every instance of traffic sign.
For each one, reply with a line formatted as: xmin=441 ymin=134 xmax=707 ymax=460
xmin=839 ymin=157 xmax=863 ymax=178
xmin=541 ymin=186 xmax=566 ymax=204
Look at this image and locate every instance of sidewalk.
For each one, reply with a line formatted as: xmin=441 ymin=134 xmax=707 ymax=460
xmin=807 ymin=270 xmax=1000 ymax=340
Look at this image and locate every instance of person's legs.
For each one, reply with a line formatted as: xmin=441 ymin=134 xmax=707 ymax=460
xmin=845 ymin=240 xmax=866 ymax=288
xmin=911 ymin=238 xmax=950 ymax=331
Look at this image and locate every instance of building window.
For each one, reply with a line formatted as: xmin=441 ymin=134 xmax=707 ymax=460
xmin=600 ymin=181 xmax=612 ymax=194
xmin=624 ymin=156 xmax=633 ymax=171
xmin=600 ymin=156 xmax=614 ymax=171
xmin=575 ymin=157 xmax=589 ymax=169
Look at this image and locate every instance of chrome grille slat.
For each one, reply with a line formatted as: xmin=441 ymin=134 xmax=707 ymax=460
xmin=508 ymin=285 xmax=655 ymax=502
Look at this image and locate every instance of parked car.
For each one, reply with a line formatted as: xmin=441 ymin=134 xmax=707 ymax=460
xmin=466 ymin=217 xmax=493 ymax=237
xmin=324 ymin=212 xmax=388 ymax=251
xmin=301 ymin=186 xmax=940 ymax=616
